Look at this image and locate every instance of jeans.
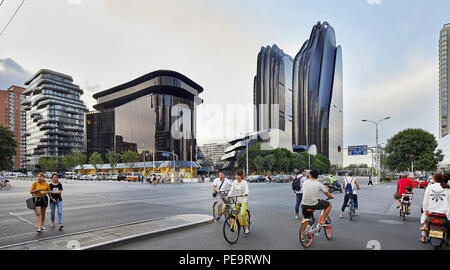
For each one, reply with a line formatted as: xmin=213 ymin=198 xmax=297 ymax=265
xmin=295 ymin=193 xmax=303 ymax=215
xmin=341 ymin=194 xmax=358 ymax=212
xmin=50 ymin=200 xmax=63 ymax=224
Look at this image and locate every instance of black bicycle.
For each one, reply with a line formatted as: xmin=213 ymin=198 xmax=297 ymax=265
xmin=348 ymin=195 xmax=357 ymax=221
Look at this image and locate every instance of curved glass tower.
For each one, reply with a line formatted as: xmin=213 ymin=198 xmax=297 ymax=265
xmin=293 ymin=22 xmax=343 ymax=167
xmin=87 ymin=70 xmax=203 ymax=162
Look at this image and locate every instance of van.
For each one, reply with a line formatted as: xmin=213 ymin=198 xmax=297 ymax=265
xmin=125 ymin=172 xmax=139 ymax=182
xmin=65 ymin=172 xmax=76 ymax=179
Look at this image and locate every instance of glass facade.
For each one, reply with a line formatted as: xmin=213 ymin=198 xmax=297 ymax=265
xmin=292 ymin=22 xmax=343 ymax=167
xmin=87 ymin=70 xmax=202 ymax=162
xmin=253 ymin=45 xmax=293 ymax=143
xmin=23 ymin=70 xmax=88 ymax=169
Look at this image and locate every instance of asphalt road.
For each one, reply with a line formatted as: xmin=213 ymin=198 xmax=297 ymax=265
xmin=0 ymin=177 xmax=440 ymax=250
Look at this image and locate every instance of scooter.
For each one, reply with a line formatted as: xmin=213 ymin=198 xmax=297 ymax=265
xmin=325 ymin=180 xmax=343 ymax=193
xmin=426 ymin=213 xmax=450 ymax=250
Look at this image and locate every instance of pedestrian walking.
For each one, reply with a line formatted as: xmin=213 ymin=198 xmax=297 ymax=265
xmin=368 ymin=175 xmax=374 ymax=186
xmin=292 ymin=169 xmax=307 ymax=220
xmin=30 ymin=172 xmax=51 ymax=233
xmin=49 ymin=173 xmax=64 ymax=231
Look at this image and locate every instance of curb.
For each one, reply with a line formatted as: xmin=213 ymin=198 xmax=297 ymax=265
xmin=0 ymin=214 xmax=214 ymax=250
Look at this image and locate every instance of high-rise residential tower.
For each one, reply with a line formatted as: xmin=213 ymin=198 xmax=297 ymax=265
xmin=22 ymin=69 xmax=88 ymax=169
xmin=440 ymin=23 xmax=450 ymax=138
xmin=0 ymin=85 xmax=26 ymax=169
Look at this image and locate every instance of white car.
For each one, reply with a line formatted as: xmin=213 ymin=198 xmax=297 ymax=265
xmin=65 ymin=172 xmax=76 ymax=179
xmin=86 ymin=174 xmax=98 ymax=181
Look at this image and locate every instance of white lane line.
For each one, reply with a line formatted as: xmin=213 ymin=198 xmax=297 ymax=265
xmin=9 ymin=212 xmax=35 ymax=227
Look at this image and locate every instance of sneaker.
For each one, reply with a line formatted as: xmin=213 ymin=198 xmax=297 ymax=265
xmin=50 ymin=223 xmax=55 ymax=228
xmin=36 ymin=228 xmax=41 ymax=233
xmin=42 ymin=227 xmax=47 ymax=231
xmin=58 ymin=225 xmax=64 ymax=231
xmin=339 ymin=212 xmax=344 ymax=218
xmin=295 ymin=215 xmax=300 ymax=220
xmin=355 ymin=211 xmax=359 ymax=216
xmin=396 ymin=205 xmax=401 ymax=209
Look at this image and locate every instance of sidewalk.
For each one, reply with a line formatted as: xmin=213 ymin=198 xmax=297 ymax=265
xmin=0 ymin=214 xmax=213 ymax=250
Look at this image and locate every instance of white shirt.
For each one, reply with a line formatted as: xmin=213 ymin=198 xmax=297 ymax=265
xmin=301 ymin=179 xmax=328 ymax=206
xmin=343 ymin=177 xmax=357 ymax=195
xmin=295 ymin=174 xmax=307 ymax=194
xmin=228 ymin=179 xmax=249 ymax=203
xmin=423 ymin=183 xmax=450 ymax=218
xmin=212 ymin=178 xmax=231 ymax=192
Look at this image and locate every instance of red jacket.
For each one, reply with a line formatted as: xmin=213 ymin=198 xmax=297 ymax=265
xmin=397 ymin=177 xmax=413 ymax=196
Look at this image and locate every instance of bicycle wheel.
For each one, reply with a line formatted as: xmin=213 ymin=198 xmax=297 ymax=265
xmin=5 ymin=184 xmax=11 ymax=190
xmin=223 ymin=216 xmax=240 ymax=244
xmin=349 ymin=202 xmax=353 ymax=221
xmin=401 ymin=205 xmax=406 ymax=221
xmin=213 ymin=202 xmax=220 ymax=220
xmin=299 ymin=221 xmax=314 ymax=248
xmin=323 ymin=216 xmax=333 ymax=240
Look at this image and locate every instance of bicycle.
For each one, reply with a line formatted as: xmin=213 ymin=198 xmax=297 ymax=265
xmin=299 ymin=198 xmax=333 ymax=248
xmin=222 ymin=196 xmax=251 ymax=244
xmin=213 ymin=191 xmax=232 ymax=221
xmin=347 ymin=195 xmax=357 ymax=221
xmin=399 ymin=192 xmax=413 ymax=221
xmin=0 ymin=180 xmax=11 ymax=191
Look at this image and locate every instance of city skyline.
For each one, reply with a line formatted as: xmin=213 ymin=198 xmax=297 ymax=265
xmin=0 ymin=0 xmax=447 ymax=148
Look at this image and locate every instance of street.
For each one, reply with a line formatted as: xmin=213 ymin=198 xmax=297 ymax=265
xmin=0 ymin=177 xmax=437 ymax=250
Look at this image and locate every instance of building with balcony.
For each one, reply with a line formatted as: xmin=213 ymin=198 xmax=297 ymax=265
xmin=86 ymin=70 xmax=203 ymax=162
xmin=22 ymin=69 xmax=88 ymax=169
xmin=440 ymin=23 xmax=450 ymax=138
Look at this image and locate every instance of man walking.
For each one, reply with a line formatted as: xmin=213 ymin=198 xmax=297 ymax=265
xmin=368 ymin=175 xmax=374 ymax=186
xmin=292 ymin=169 xmax=307 ymax=220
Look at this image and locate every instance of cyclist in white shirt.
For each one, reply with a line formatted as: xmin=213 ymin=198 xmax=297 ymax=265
xmin=226 ymin=170 xmax=250 ymax=234
xmin=340 ymin=171 xmax=360 ymax=218
xmin=212 ymin=171 xmax=232 ymax=221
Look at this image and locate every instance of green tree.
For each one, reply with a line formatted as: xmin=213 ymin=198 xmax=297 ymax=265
xmin=0 ymin=126 xmax=17 ymax=170
xmin=254 ymin=156 xmax=264 ymax=174
xmin=121 ymin=150 xmax=139 ymax=170
xmin=106 ymin=151 xmax=121 ymax=172
xmin=39 ymin=157 xmax=56 ymax=172
xmin=89 ymin=152 xmax=103 ymax=174
xmin=63 ymin=153 xmax=78 ymax=171
xmin=72 ymin=152 xmax=87 ymax=172
xmin=384 ymin=129 xmax=443 ymax=172
xmin=264 ymin=154 xmax=276 ymax=173
xmin=314 ymin=154 xmax=331 ymax=173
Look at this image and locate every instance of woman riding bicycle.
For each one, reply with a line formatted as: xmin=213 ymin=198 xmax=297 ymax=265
xmin=226 ymin=170 xmax=249 ymax=234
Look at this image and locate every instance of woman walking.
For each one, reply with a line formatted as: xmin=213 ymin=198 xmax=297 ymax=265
xmin=226 ymin=170 xmax=250 ymax=234
xmin=30 ymin=172 xmax=51 ymax=233
xmin=49 ymin=173 xmax=64 ymax=231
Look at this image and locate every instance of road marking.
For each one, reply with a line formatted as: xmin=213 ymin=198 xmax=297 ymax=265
xmin=9 ymin=212 xmax=35 ymax=227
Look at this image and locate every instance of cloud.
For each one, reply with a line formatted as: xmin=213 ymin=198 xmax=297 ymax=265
xmin=0 ymin=58 xmax=32 ymax=89
xmin=345 ymin=53 xmax=438 ymax=146
xmin=367 ymin=0 xmax=381 ymax=5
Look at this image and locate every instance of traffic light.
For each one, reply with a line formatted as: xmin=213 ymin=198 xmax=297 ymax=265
xmin=338 ymin=146 xmax=341 ymax=152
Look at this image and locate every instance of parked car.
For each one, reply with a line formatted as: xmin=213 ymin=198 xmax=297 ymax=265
xmin=411 ymin=176 xmax=428 ymax=189
xmin=97 ymin=172 xmax=107 ymax=181
xmin=85 ymin=174 xmax=98 ymax=181
xmin=65 ymin=172 xmax=76 ymax=179
xmin=274 ymin=174 xmax=287 ymax=183
xmin=246 ymin=175 xmax=265 ymax=183
xmin=126 ymin=172 xmax=139 ymax=182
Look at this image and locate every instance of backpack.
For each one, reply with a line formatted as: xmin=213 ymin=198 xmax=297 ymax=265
xmin=344 ymin=177 xmax=354 ymax=195
xmin=292 ymin=175 xmax=302 ymax=191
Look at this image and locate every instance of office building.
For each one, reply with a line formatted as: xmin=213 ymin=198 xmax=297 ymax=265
xmin=292 ymin=21 xmax=344 ymax=168
xmin=86 ymin=70 xmax=203 ymax=162
xmin=22 ymin=69 xmax=88 ymax=169
xmin=198 ymin=143 xmax=230 ymax=163
xmin=0 ymin=85 xmax=26 ymax=169
xmin=440 ymin=23 xmax=450 ymax=138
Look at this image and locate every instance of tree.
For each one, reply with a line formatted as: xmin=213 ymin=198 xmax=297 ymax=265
xmin=384 ymin=129 xmax=443 ymax=172
xmin=63 ymin=153 xmax=78 ymax=171
xmin=89 ymin=152 xmax=103 ymax=174
xmin=254 ymin=156 xmax=264 ymax=174
xmin=121 ymin=150 xmax=139 ymax=170
xmin=39 ymin=157 xmax=56 ymax=172
xmin=264 ymin=154 xmax=276 ymax=173
xmin=72 ymin=152 xmax=87 ymax=172
xmin=0 ymin=126 xmax=17 ymax=171
xmin=314 ymin=154 xmax=331 ymax=173
xmin=106 ymin=151 xmax=121 ymax=172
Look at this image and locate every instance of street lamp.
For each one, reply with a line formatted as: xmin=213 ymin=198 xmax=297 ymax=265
xmin=240 ymin=132 xmax=249 ymax=177
xmin=362 ymin=116 xmax=391 ymax=183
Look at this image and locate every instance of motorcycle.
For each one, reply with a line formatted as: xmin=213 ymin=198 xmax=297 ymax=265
xmin=323 ymin=178 xmax=343 ymax=193
xmin=426 ymin=213 xmax=450 ymax=250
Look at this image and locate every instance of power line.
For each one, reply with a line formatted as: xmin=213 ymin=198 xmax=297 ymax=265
xmin=0 ymin=0 xmax=26 ymax=39
xmin=0 ymin=1 xmax=5 ymax=7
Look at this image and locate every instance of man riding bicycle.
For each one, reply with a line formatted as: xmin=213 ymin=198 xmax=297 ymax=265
xmin=212 ymin=171 xmax=232 ymax=221
xmin=301 ymin=169 xmax=334 ymax=226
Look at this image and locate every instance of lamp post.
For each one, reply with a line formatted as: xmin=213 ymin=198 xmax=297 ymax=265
xmin=362 ymin=116 xmax=391 ymax=183
xmin=240 ymin=132 xmax=249 ymax=177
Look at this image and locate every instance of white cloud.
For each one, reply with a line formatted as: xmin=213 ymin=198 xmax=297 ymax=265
xmin=367 ymin=0 xmax=381 ymax=5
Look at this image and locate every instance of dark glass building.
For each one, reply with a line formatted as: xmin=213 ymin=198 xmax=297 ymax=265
xmin=253 ymin=44 xmax=293 ymax=138
xmin=293 ymin=22 xmax=343 ymax=167
xmin=86 ymin=70 xmax=203 ymax=161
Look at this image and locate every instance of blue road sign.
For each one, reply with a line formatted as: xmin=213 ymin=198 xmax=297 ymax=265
xmin=348 ymin=145 xmax=368 ymax=156
xmin=161 ymin=152 xmax=171 ymax=158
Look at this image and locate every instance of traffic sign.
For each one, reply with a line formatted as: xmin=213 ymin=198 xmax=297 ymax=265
xmin=348 ymin=145 xmax=368 ymax=156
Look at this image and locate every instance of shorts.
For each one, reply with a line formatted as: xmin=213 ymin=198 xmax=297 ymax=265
xmin=34 ymin=196 xmax=48 ymax=208
xmin=394 ymin=192 xmax=401 ymax=200
xmin=301 ymin=200 xmax=330 ymax=218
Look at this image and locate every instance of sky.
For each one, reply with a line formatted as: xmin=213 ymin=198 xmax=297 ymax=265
xmin=0 ymin=0 xmax=447 ymax=148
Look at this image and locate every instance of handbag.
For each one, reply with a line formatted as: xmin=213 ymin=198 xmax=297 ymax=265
xmin=26 ymin=182 xmax=37 ymax=210
xmin=212 ymin=179 xmax=225 ymax=198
